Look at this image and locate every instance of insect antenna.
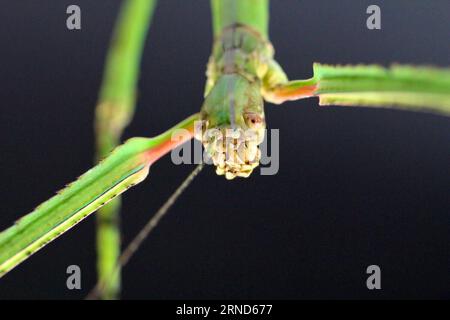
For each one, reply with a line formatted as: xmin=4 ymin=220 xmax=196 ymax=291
xmin=86 ymin=163 xmax=204 ymax=300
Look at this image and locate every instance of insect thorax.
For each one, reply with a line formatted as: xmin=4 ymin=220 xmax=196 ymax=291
xmin=204 ymin=23 xmax=274 ymax=97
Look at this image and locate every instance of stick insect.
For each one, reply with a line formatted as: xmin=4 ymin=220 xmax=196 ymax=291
xmin=0 ymin=0 xmax=449 ymax=298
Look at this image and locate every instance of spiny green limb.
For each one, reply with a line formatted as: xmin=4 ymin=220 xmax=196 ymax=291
xmin=265 ymin=63 xmax=450 ymax=117
xmin=313 ymin=63 xmax=450 ymax=116
xmin=0 ymin=113 xmax=199 ymax=278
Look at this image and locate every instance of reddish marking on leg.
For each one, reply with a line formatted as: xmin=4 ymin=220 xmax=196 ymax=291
xmin=274 ymin=84 xmax=317 ymax=102
xmin=145 ymin=128 xmax=195 ymax=165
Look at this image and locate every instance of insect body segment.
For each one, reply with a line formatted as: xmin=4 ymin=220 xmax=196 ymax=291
xmin=199 ymin=23 xmax=285 ymax=179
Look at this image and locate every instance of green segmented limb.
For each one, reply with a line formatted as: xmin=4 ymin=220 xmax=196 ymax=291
xmin=95 ymin=0 xmax=157 ymax=299
xmin=0 ymin=113 xmax=199 ymax=278
xmin=264 ymin=63 xmax=450 ymax=117
xmin=314 ymin=64 xmax=450 ymax=115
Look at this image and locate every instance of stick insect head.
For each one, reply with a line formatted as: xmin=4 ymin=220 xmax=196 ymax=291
xmin=196 ymin=74 xmax=266 ymax=180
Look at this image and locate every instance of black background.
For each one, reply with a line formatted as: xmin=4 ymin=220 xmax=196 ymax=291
xmin=0 ymin=0 xmax=449 ymax=299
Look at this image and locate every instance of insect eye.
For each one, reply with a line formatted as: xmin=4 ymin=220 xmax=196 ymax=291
xmin=244 ymin=113 xmax=264 ymax=128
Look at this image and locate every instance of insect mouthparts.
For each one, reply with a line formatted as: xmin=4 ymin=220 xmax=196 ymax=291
xmin=199 ymin=126 xmax=261 ymax=179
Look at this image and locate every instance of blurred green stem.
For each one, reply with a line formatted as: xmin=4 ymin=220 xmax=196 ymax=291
xmin=95 ymin=0 xmax=157 ymax=300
